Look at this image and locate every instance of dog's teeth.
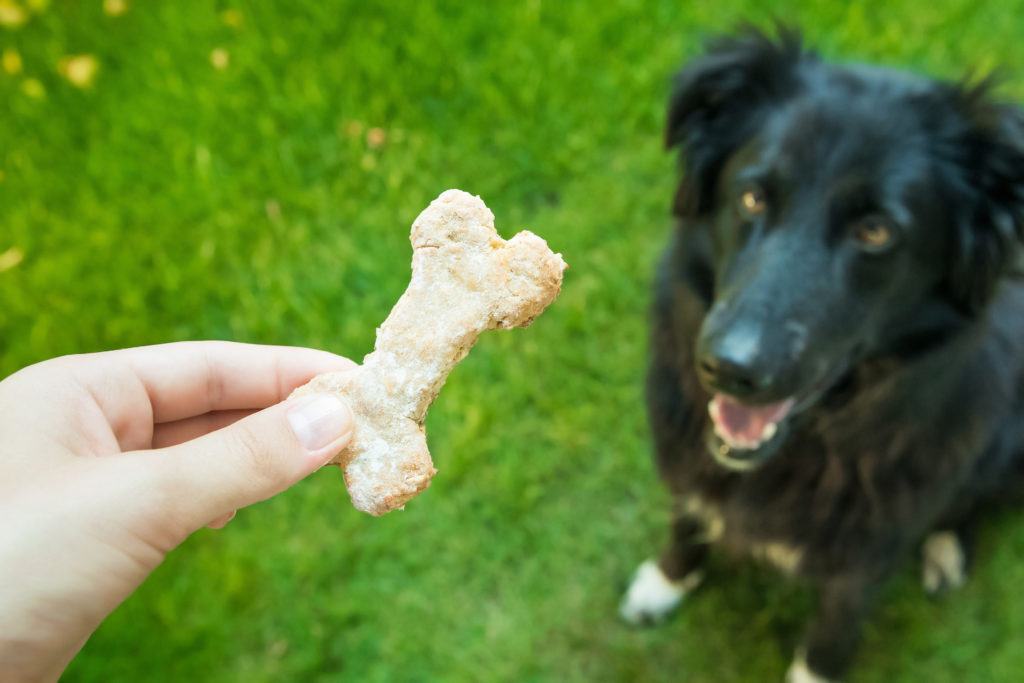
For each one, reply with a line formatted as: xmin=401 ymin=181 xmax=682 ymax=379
xmin=762 ymin=422 xmax=777 ymax=441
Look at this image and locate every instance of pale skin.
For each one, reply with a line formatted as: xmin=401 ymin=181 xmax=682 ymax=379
xmin=0 ymin=342 xmax=357 ymax=682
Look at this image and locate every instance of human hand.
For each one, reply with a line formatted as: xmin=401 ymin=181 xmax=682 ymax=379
xmin=0 ymin=342 xmax=356 ymax=682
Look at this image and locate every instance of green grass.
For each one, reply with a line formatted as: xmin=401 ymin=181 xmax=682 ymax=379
xmin=3 ymin=1 xmax=1024 ymax=681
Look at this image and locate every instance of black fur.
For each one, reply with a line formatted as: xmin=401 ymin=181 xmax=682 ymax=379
xmin=646 ymin=26 xmax=1024 ymax=680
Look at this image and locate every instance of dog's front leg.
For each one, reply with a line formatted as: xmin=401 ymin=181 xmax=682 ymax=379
xmin=620 ymin=515 xmax=709 ymax=625
xmin=786 ymin=575 xmax=877 ymax=683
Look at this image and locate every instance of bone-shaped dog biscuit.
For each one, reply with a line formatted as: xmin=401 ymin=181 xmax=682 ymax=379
xmin=291 ymin=189 xmax=567 ymax=516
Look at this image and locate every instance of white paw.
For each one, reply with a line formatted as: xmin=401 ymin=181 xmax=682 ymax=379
xmin=922 ymin=530 xmax=966 ymax=594
xmin=619 ymin=559 xmax=702 ymax=625
xmin=785 ymin=653 xmax=839 ymax=683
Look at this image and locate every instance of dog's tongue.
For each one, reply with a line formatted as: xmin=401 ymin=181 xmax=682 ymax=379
xmin=711 ymin=395 xmax=794 ymax=446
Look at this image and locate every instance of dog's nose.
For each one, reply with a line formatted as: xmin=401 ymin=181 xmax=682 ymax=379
xmin=698 ymin=354 xmax=767 ymax=398
xmin=697 ymin=329 xmax=774 ymax=398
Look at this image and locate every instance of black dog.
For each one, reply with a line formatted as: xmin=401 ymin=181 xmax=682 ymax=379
xmin=620 ymin=27 xmax=1024 ymax=682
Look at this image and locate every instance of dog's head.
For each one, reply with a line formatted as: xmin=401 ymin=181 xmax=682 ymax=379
xmin=668 ymin=26 xmax=1024 ymax=470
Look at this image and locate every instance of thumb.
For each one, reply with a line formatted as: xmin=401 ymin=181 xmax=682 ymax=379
xmin=146 ymin=392 xmax=354 ymax=532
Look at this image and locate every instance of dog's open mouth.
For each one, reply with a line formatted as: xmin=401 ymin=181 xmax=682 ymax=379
xmin=707 ymin=395 xmax=795 ymax=470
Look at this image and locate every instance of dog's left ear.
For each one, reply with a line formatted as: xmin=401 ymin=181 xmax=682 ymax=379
xmin=667 ymin=25 xmax=810 ymax=217
xmin=946 ymin=84 xmax=1024 ymax=313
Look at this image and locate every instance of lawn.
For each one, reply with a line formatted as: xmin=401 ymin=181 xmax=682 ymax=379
xmin=2 ymin=1 xmax=1024 ymax=681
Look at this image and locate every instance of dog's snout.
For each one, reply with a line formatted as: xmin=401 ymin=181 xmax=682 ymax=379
xmin=697 ymin=326 xmax=775 ymax=399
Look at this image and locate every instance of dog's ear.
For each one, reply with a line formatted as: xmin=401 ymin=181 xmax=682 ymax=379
xmin=944 ymin=83 xmax=1024 ymax=313
xmin=667 ymin=25 xmax=809 ymax=217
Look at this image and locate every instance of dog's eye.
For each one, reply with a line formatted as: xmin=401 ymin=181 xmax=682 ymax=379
xmin=738 ymin=187 xmax=767 ymax=217
xmin=853 ymin=218 xmax=895 ymax=251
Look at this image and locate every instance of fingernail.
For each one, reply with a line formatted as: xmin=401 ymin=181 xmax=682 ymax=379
xmin=206 ymin=510 xmax=237 ymax=529
xmin=287 ymin=393 xmax=353 ymax=451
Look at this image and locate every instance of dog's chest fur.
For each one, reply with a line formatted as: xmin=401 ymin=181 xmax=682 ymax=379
xmin=649 ymin=263 xmax=1022 ymax=579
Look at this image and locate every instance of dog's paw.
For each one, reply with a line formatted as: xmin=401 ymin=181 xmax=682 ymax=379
xmin=619 ymin=559 xmax=702 ymax=626
xmin=785 ymin=652 xmax=839 ymax=683
xmin=922 ymin=530 xmax=966 ymax=595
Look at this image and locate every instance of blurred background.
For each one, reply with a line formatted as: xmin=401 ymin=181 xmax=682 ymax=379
xmin=3 ymin=1 xmax=1024 ymax=681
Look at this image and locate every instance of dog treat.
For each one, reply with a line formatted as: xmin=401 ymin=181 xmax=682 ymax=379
xmin=291 ymin=189 xmax=567 ymax=516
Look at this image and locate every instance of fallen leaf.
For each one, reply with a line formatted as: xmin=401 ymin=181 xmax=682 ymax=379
xmin=102 ymin=0 xmax=127 ymax=16
xmin=210 ymin=47 xmax=229 ymax=70
xmin=366 ymin=127 xmax=387 ymax=148
xmin=20 ymin=77 xmax=44 ymax=98
xmin=221 ymin=9 xmax=243 ymax=27
xmin=0 ymin=1 xmax=28 ymax=28
xmin=2 ymin=47 xmax=21 ymax=74
xmin=58 ymin=54 xmax=99 ymax=88
xmin=0 ymin=247 xmax=24 ymax=273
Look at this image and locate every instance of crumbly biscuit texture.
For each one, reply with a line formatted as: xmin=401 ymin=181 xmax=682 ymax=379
xmin=292 ymin=189 xmax=567 ymax=515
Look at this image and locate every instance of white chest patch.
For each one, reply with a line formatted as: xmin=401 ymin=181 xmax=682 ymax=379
xmin=680 ymin=497 xmax=802 ymax=574
xmin=681 ymin=496 xmax=726 ymax=541
xmin=752 ymin=541 xmax=804 ymax=574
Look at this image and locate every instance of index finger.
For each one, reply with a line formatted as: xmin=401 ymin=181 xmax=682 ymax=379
xmin=98 ymin=341 xmax=357 ymax=423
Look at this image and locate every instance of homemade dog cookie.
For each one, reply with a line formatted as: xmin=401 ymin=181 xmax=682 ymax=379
xmin=291 ymin=189 xmax=567 ymax=515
